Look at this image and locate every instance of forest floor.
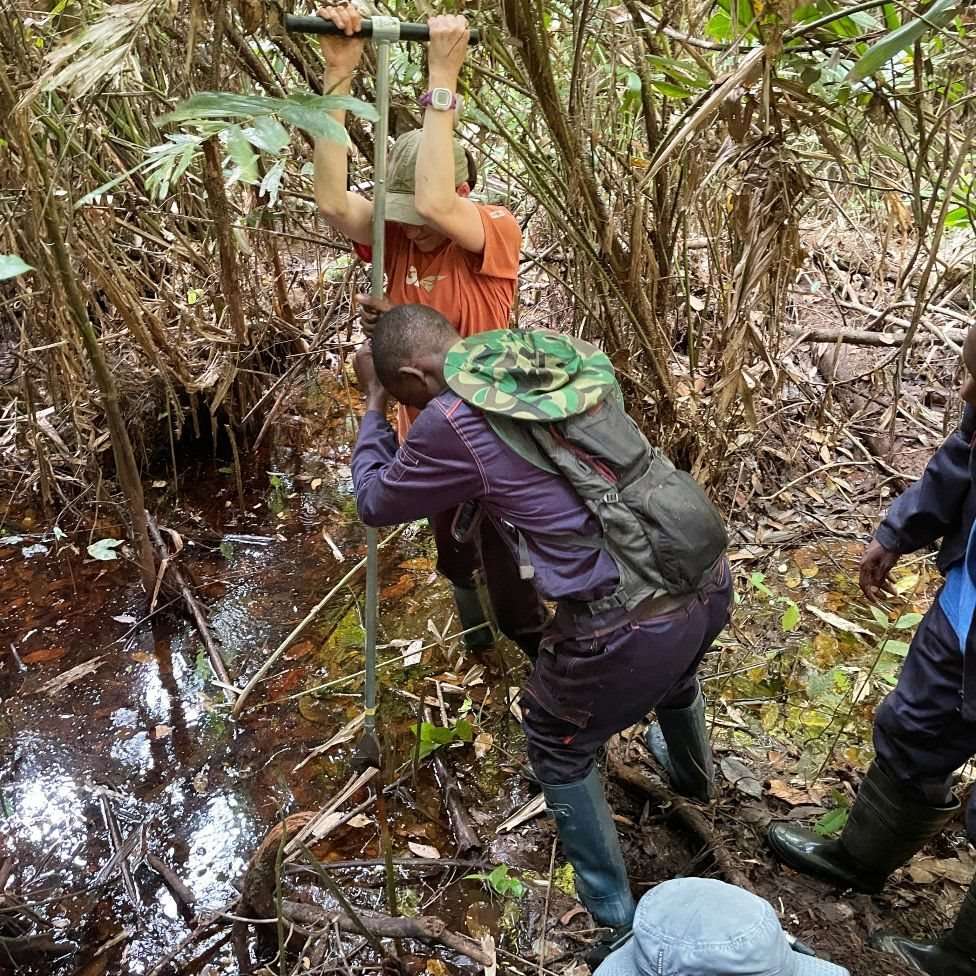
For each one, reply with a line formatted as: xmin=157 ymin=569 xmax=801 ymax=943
xmin=2 ymin=350 xmax=974 ymax=976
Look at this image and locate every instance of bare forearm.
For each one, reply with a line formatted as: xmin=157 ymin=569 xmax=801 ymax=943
xmin=414 ymin=70 xmax=459 ymax=219
xmin=313 ymin=69 xmax=354 ymax=218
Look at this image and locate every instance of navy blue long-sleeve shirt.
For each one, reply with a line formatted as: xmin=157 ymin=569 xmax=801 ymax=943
xmin=874 ymin=405 xmax=976 ymax=574
xmin=351 ymin=390 xmax=620 ymax=603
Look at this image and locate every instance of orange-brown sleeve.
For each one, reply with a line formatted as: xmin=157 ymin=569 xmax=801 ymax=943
xmin=472 ymin=205 xmax=521 ymax=280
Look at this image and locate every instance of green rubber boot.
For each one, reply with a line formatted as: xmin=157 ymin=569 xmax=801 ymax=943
xmin=870 ymin=879 xmax=976 ymax=975
xmin=767 ymin=762 xmax=958 ymax=893
xmin=645 ymin=685 xmax=714 ymax=802
xmin=541 ymin=768 xmax=636 ymax=933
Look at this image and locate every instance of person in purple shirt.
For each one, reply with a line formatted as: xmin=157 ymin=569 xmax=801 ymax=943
xmin=351 ymin=304 xmax=732 ymax=962
xmin=768 ymin=325 xmax=976 ymax=976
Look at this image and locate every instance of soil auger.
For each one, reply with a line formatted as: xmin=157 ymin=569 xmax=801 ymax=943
xmin=285 ymin=12 xmax=479 ymax=770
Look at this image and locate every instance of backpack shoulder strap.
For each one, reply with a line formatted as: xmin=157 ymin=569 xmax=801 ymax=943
xmin=484 ymin=414 xmax=559 ymax=475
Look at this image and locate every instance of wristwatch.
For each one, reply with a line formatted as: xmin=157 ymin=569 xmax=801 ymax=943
xmin=419 ymin=88 xmax=463 ymax=113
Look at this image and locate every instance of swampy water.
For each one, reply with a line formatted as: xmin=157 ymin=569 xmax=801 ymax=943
xmin=0 ymin=384 xmax=548 ymax=975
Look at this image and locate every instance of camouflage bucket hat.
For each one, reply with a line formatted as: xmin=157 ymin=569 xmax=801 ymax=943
xmin=444 ymin=329 xmax=618 ymax=421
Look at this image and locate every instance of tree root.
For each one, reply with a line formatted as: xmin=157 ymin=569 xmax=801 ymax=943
xmin=240 ymin=810 xmax=493 ymax=968
xmin=609 ymin=757 xmax=755 ymax=892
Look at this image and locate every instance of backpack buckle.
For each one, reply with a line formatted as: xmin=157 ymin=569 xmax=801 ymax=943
xmin=603 ymin=490 xmax=620 ymax=504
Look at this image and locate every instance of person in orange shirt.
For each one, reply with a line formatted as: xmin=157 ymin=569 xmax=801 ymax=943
xmin=314 ymin=4 xmax=547 ymax=658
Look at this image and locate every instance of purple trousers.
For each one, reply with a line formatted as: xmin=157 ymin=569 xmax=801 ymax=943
xmin=521 ymin=562 xmax=733 ymax=784
xmin=874 ymin=593 xmax=976 ymax=838
xmin=431 ymin=507 xmax=549 ymax=657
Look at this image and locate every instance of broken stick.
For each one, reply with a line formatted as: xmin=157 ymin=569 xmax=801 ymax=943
xmin=145 ymin=511 xmax=233 ymax=693
xmin=425 ymin=707 xmax=482 ymax=855
xmin=98 ymin=793 xmax=140 ymax=907
xmin=147 ymin=852 xmax=196 ymax=914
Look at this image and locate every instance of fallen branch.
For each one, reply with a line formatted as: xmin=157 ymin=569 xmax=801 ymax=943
xmin=146 ymin=511 xmax=233 ymax=693
xmin=785 ymin=323 xmax=966 ymax=347
xmin=280 ymin=900 xmax=495 ymax=967
xmin=425 ymin=707 xmax=482 ymax=855
xmin=145 ymin=906 xmax=233 ymax=976
xmin=609 ymin=757 xmax=754 ymax=893
xmin=285 ymin=856 xmax=488 ymax=874
xmin=147 ymin=853 xmax=196 ymax=914
xmin=98 ymin=793 xmax=140 ymax=907
xmin=241 ymin=771 xmax=377 ymax=917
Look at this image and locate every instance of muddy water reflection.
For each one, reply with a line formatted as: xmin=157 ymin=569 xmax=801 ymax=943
xmin=1 ymin=415 xmax=543 ymax=973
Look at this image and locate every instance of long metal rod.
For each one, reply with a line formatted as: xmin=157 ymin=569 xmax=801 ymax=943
xmin=362 ymin=37 xmax=391 ymax=739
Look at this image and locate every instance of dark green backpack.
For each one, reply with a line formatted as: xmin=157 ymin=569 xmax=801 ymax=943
xmin=444 ymin=329 xmax=728 ymax=611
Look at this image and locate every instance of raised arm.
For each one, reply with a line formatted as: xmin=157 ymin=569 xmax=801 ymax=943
xmin=313 ymin=5 xmax=374 ymax=245
xmin=413 ymin=15 xmax=486 ymax=254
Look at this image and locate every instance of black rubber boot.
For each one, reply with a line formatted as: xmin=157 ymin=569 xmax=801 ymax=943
xmin=871 ymin=879 xmax=976 ymax=975
xmin=767 ymin=762 xmax=958 ymax=893
xmin=583 ymin=924 xmax=632 ymax=970
xmin=541 ymin=768 xmax=636 ymax=932
xmin=452 ymin=583 xmax=494 ymax=651
xmin=645 ymin=685 xmax=714 ymax=802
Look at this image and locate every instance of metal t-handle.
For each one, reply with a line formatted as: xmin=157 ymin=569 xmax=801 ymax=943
xmin=284 ymin=14 xmax=481 ymax=44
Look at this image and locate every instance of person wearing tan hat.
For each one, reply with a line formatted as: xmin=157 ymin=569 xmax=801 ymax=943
xmin=314 ymin=4 xmax=548 ymax=661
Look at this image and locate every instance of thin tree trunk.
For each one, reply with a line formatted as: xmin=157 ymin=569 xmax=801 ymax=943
xmin=0 ymin=71 xmax=156 ymax=594
xmin=201 ymin=137 xmax=248 ymax=343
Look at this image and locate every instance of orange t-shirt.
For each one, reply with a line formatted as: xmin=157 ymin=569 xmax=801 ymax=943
xmin=355 ymin=203 xmax=521 ymax=436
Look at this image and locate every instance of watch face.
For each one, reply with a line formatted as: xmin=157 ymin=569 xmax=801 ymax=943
xmin=431 ymin=88 xmax=454 ymax=110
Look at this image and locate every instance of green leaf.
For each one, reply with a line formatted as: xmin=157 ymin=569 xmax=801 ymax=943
xmin=780 ymin=601 xmax=800 ymax=633
xmin=651 ymin=80 xmax=693 ymax=99
xmin=813 ymin=806 xmax=849 ymax=837
xmin=276 ymin=95 xmax=348 ymax=142
xmin=869 ymin=605 xmax=890 ymax=627
xmin=945 ymin=206 xmax=972 ymax=229
xmin=243 ymin=115 xmax=290 ymax=155
xmin=225 ymin=126 xmax=258 ymax=185
xmin=624 ymin=71 xmax=642 ymax=93
xmin=749 ymin=572 xmax=773 ymax=598
xmin=706 ymin=9 xmax=732 ymax=41
xmin=259 ymin=158 xmax=286 ymax=205
xmin=880 ymin=639 xmax=911 ymax=657
xmin=470 ymin=864 xmax=526 ymax=899
xmin=75 ymin=158 xmax=153 ymax=207
xmin=848 ymin=0 xmax=957 ymax=82
xmin=87 ymin=538 xmax=124 ymax=561
xmin=158 ymin=92 xmax=376 ymax=140
xmin=159 ymin=92 xmax=285 ymax=124
xmin=894 ymin=612 xmax=923 ymax=630
xmin=0 ymin=255 xmax=34 ymax=280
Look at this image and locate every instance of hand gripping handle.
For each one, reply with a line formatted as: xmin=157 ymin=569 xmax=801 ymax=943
xmin=284 ymin=15 xmax=480 ymax=45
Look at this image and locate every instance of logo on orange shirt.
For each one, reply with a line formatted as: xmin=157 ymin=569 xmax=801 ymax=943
xmin=405 ymin=266 xmax=446 ymax=293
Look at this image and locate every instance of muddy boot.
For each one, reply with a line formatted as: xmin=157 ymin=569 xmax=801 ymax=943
xmin=645 ymin=685 xmax=714 ymax=802
xmin=452 ymin=583 xmax=494 ymax=651
xmin=871 ymin=879 xmax=976 ymax=975
xmin=767 ymin=762 xmax=959 ymax=893
xmin=542 ymin=768 xmax=636 ymax=944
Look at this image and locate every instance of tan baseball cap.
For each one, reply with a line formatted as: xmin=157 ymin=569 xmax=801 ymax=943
xmin=384 ymin=129 xmax=469 ymax=226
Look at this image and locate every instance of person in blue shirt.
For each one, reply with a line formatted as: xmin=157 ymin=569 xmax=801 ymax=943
xmin=766 ymin=326 xmax=976 ymax=976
